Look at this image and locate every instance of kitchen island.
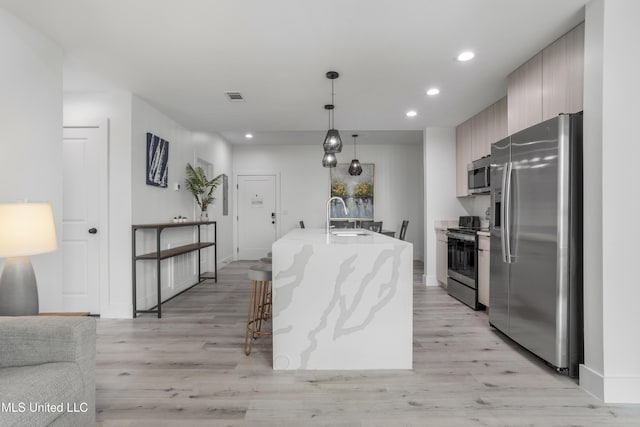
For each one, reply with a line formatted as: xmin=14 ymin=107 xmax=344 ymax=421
xmin=272 ymin=228 xmax=413 ymax=370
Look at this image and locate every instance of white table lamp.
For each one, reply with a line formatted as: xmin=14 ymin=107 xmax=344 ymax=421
xmin=0 ymin=202 xmax=58 ymax=316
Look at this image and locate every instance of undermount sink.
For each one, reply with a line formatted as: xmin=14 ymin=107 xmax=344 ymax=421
xmin=330 ymin=230 xmax=368 ymax=237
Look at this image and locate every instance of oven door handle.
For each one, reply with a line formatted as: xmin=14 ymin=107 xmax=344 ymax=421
xmin=446 ymin=232 xmax=475 ymax=242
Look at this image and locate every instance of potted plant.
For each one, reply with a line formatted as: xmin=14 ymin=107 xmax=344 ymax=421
xmin=185 ymin=163 xmax=223 ymax=221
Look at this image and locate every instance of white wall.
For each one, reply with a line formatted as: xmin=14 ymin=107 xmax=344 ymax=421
xmin=581 ymin=0 xmax=604 ymax=397
xmin=581 ymin=0 xmax=640 ymax=403
xmin=64 ymin=90 xmax=133 ymax=318
xmin=193 ymin=132 xmax=234 ymax=265
xmin=0 ymin=10 xmax=64 ymax=312
xmin=64 ymin=92 xmax=234 ymax=317
xmin=423 ymin=128 xmax=467 ymax=285
xmin=458 ymin=195 xmax=491 ymax=226
xmin=232 ymin=143 xmax=424 ymax=259
xmin=131 ymin=96 xmax=234 ymax=310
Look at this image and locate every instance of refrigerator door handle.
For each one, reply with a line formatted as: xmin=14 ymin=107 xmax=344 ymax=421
xmin=485 ymin=164 xmax=490 ymax=189
xmin=500 ymin=162 xmax=508 ymax=263
xmin=504 ymin=161 xmax=513 ymax=263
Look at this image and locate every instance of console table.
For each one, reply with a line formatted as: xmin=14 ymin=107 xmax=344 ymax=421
xmin=132 ymin=221 xmax=216 ymax=318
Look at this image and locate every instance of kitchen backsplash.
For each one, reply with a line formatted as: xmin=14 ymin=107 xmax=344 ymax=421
xmin=459 ymin=195 xmax=491 ymax=226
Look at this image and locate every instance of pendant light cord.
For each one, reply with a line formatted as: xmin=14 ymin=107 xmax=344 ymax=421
xmin=331 ymin=79 xmax=335 ymax=129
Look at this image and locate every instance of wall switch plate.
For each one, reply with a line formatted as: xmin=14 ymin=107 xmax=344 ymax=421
xmin=174 ymin=183 xmax=181 ymax=191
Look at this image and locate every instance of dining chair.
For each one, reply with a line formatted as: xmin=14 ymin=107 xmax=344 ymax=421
xmin=362 ymin=221 xmax=383 ymax=233
xmin=399 ymin=220 xmax=409 ymax=240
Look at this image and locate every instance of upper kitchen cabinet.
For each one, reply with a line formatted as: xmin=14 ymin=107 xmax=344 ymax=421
xmin=471 ymin=107 xmax=489 ymax=160
xmin=508 ymin=23 xmax=584 ymax=134
xmin=490 ymin=97 xmax=508 ymax=144
xmin=456 ymin=97 xmax=507 ymax=197
xmin=455 ymin=119 xmax=472 ymax=197
xmin=542 ymin=23 xmax=585 ymax=121
xmin=474 ymin=97 xmax=508 ymax=159
xmin=507 ymin=52 xmax=543 ymax=135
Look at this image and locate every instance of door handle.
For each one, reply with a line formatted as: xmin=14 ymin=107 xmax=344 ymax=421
xmin=500 ymin=164 xmax=508 ymax=263
xmin=88 ymin=228 xmax=98 ymax=234
xmin=504 ymin=162 xmax=513 ymax=263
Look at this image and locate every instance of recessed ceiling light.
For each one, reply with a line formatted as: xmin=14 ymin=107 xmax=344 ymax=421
xmin=426 ymin=88 xmax=440 ymax=96
xmin=245 ymin=133 xmax=253 ymax=139
xmin=457 ymin=51 xmax=475 ymax=62
xmin=406 ymin=110 xmax=417 ymax=117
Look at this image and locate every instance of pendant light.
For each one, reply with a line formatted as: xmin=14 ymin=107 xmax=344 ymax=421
xmin=322 ymin=152 xmax=337 ymax=168
xmin=322 ymin=71 xmax=342 ymax=156
xmin=348 ymin=134 xmax=363 ymax=176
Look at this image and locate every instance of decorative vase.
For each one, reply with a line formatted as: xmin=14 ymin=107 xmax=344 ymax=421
xmin=200 ymin=210 xmax=209 ymax=222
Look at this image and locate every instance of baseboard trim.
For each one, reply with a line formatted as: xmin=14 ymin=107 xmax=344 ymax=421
xmin=100 ymin=303 xmax=132 ymax=319
xmin=217 ymin=255 xmax=233 ymax=269
xmin=424 ymin=274 xmax=439 ymax=287
xmin=579 ymin=364 xmax=604 ymax=401
xmin=580 ymin=364 xmax=640 ymax=403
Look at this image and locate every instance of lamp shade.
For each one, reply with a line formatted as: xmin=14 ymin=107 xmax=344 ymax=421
xmin=0 ymin=203 xmax=58 ymax=258
xmin=323 ymin=129 xmax=343 ymax=153
xmin=348 ymin=159 xmax=363 ymax=176
xmin=322 ymin=152 xmax=337 ymax=168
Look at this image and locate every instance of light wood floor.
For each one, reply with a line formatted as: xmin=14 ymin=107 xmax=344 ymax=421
xmin=96 ymin=261 xmax=640 ymax=426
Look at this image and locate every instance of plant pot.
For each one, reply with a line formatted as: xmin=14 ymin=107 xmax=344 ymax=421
xmin=200 ymin=210 xmax=209 ymax=222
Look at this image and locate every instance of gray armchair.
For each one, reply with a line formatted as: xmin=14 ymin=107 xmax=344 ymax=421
xmin=0 ymin=316 xmax=96 ymax=426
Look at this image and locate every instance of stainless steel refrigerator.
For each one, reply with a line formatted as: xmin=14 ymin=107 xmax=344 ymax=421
xmin=489 ymin=113 xmax=582 ymax=377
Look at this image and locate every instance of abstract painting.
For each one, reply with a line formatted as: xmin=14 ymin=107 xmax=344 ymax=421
xmin=329 ymin=163 xmax=374 ymax=220
xmin=222 ymin=174 xmax=229 ymax=216
xmin=146 ymin=133 xmax=169 ymax=188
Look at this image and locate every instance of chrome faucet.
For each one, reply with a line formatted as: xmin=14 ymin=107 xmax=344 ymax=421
xmin=326 ymin=197 xmax=349 ymax=234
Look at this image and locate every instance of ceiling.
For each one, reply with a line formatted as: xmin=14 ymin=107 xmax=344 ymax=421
xmin=1 ymin=0 xmax=587 ymax=145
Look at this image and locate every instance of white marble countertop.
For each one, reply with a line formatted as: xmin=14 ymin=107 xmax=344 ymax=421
xmin=272 ymin=228 xmax=413 ymax=370
xmin=276 ymin=228 xmax=398 ymax=246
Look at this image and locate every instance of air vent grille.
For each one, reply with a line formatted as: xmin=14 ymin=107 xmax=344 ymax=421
xmin=225 ymin=92 xmax=244 ymax=101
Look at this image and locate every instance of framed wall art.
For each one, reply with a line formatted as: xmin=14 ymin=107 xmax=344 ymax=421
xmin=146 ymin=133 xmax=169 ymax=188
xmin=222 ymin=174 xmax=229 ymax=216
xmin=329 ymin=163 xmax=374 ymax=220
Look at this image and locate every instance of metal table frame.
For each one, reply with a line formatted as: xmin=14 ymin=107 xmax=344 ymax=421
xmin=132 ymin=221 xmax=216 ymax=318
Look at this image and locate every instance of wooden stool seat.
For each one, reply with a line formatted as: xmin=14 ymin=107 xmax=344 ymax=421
xmin=259 ymin=256 xmax=272 ymax=264
xmin=244 ymin=263 xmax=273 ymax=355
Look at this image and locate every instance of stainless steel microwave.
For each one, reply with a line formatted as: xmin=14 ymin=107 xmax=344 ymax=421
xmin=467 ymin=156 xmax=491 ymax=195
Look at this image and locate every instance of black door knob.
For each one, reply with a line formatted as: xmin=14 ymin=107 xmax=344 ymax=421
xmin=88 ymin=228 xmax=98 ymax=234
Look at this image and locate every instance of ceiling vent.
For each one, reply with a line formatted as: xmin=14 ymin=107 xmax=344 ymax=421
xmin=225 ymin=92 xmax=245 ymax=102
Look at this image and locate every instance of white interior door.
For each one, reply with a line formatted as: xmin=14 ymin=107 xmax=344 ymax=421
xmin=237 ymin=175 xmax=276 ymax=260
xmin=62 ymin=125 xmax=107 ymax=314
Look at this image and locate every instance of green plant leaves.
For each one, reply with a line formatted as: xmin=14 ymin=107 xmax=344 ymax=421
xmin=185 ymin=163 xmax=223 ymax=211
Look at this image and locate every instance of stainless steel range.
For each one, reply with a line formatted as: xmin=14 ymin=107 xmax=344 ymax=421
xmin=446 ymin=216 xmax=484 ymax=310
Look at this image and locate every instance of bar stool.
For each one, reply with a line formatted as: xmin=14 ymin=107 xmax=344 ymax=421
xmin=260 ymin=250 xmax=272 ymax=264
xmin=244 ymin=263 xmax=273 ymax=356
